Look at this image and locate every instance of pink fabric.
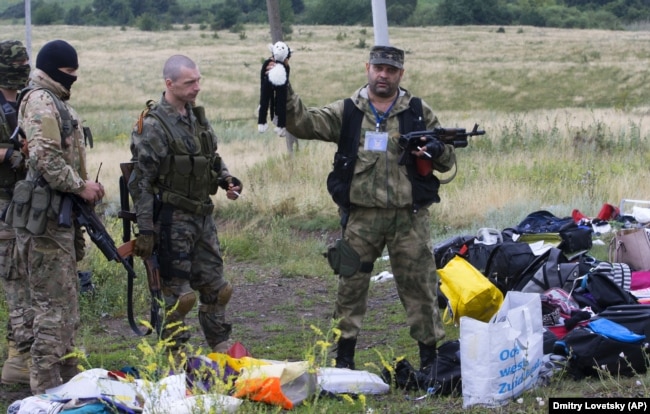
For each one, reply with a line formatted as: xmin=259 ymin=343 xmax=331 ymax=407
xmin=631 ymin=271 xmax=650 ymax=290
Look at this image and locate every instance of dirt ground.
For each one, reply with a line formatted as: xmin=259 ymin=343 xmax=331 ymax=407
xmin=0 ymin=261 xmax=405 ymax=409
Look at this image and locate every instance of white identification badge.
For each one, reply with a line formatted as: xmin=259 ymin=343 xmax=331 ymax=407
xmin=364 ymin=131 xmax=388 ymax=152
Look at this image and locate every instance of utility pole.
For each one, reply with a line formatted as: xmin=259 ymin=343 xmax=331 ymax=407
xmin=25 ymin=0 xmax=32 ymax=60
xmin=265 ymin=0 xmax=298 ymax=154
xmin=371 ymin=0 xmax=390 ymax=46
xmin=266 ymin=0 xmax=282 ymax=43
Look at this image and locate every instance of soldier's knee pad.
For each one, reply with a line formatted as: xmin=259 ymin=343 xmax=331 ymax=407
xmin=198 ymin=282 xmax=232 ymax=313
xmin=217 ymin=282 xmax=232 ymax=306
xmin=175 ymin=291 xmax=197 ymax=317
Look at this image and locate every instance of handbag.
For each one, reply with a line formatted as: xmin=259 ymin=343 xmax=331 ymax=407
xmin=608 ymin=228 xmax=650 ymax=271
xmin=438 ymin=255 xmax=504 ymax=325
xmin=460 ymin=291 xmax=545 ymax=408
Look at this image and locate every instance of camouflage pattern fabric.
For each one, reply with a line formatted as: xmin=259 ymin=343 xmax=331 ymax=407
xmin=0 ymin=40 xmax=30 ymax=90
xmin=130 ymin=95 xmax=231 ymax=233
xmin=336 ymin=208 xmax=446 ymax=344
xmin=0 ymin=40 xmax=32 ymax=357
xmin=286 ymin=85 xmax=455 ymax=210
xmin=156 ymin=208 xmax=230 ymax=349
xmin=16 ymin=69 xmax=86 ymax=393
xmin=130 ymin=94 xmax=233 ymax=350
xmin=285 ymin=84 xmax=454 ymax=346
xmin=368 ymin=45 xmax=405 ymax=69
xmin=0 ymin=198 xmax=33 ymax=354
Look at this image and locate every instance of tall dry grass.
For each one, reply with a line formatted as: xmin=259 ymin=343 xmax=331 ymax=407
xmin=1 ymin=23 xmax=649 ymax=236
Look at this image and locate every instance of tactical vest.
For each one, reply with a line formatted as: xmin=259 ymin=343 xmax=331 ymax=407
xmin=18 ymin=87 xmax=78 ymax=146
xmin=327 ymin=97 xmax=437 ymax=227
xmin=0 ymin=93 xmax=25 ymax=189
xmin=145 ymin=101 xmax=218 ymax=216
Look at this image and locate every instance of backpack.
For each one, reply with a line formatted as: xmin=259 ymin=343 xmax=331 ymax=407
xmin=598 ymin=304 xmax=650 ymax=339
xmin=554 ymin=324 xmax=648 ymax=379
xmin=483 ymin=241 xmax=539 ymax=293
xmin=433 ymin=234 xmax=475 ymax=269
xmin=515 ymin=210 xmax=574 ymax=234
xmin=514 ymin=210 xmax=593 ymax=254
xmin=589 ymin=260 xmax=632 ymax=291
xmin=381 ymin=340 xmax=462 ymax=396
xmin=570 ymin=271 xmax=638 ymax=314
xmin=513 ymin=247 xmax=582 ymax=293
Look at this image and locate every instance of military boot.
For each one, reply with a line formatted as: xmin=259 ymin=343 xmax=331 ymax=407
xmin=60 ymin=358 xmax=80 ymax=383
xmin=335 ymin=337 xmax=357 ymax=370
xmin=1 ymin=340 xmax=31 ymax=385
xmin=418 ymin=341 xmax=437 ymax=371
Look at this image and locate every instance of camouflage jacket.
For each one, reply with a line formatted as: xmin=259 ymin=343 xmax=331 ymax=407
xmin=18 ymin=68 xmax=87 ymax=193
xmin=285 ymin=84 xmax=456 ymax=210
xmin=130 ymin=93 xmax=231 ymax=233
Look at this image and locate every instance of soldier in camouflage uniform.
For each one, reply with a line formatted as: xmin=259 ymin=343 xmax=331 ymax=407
xmin=280 ymin=46 xmax=456 ymax=371
xmin=129 ymin=55 xmax=241 ymax=354
xmin=15 ymin=39 xmax=105 ymax=394
xmin=0 ymin=40 xmax=32 ymax=385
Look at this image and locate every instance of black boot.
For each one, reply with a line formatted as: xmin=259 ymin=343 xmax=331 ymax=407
xmin=335 ymin=337 xmax=357 ymax=369
xmin=418 ymin=341 xmax=437 ymax=371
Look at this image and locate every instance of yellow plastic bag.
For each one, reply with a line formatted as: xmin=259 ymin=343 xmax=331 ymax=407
xmin=438 ymin=255 xmax=504 ymax=324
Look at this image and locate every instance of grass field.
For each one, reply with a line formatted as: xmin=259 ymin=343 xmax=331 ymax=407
xmin=0 ymin=22 xmax=649 ymax=413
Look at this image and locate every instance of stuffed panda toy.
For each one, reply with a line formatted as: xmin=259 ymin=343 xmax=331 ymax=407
xmin=258 ymin=41 xmax=291 ymax=136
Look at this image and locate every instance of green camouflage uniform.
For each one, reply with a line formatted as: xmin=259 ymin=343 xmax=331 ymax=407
xmin=286 ymin=84 xmax=455 ymax=346
xmin=129 ymin=93 xmax=234 ymax=350
xmin=0 ymin=40 xmax=32 ymax=356
xmin=16 ymin=68 xmax=86 ymax=393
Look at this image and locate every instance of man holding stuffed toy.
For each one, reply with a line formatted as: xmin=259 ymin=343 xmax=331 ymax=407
xmin=279 ymin=45 xmax=456 ymax=373
xmin=129 ymin=55 xmax=242 ymax=355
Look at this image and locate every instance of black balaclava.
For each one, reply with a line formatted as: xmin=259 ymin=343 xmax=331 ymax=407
xmin=36 ymin=40 xmax=78 ymax=91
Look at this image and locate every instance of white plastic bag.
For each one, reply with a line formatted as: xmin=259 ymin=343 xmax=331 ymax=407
xmin=460 ymin=291 xmax=544 ymax=408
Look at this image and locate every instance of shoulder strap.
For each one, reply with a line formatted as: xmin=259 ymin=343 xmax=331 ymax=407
xmin=338 ymin=98 xmax=363 ymax=155
xmin=0 ymin=93 xmax=18 ymax=137
xmin=19 ymin=87 xmax=76 ymax=147
xmin=399 ymin=97 xmax=424 ymax=134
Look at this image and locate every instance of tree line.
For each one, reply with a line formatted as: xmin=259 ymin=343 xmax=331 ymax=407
xmin=0 ymin=0 xmax=647 ymax=31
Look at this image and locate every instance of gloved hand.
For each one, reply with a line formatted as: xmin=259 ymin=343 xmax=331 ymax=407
xmin=219 ymin=175 xmax=243 ymax=192
xmin=134 ymin=233 xmax=155 ymax=259
xmin=421 ymin=139 xmax=446 ymax=159
xmin=5 ymin=148 xmax=24 ymax=171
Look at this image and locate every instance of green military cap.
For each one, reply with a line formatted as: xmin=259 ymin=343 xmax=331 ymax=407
xmin=369 ymin=45 xmax=404 ymax=69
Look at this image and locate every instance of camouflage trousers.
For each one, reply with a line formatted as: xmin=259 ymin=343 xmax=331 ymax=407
xmin=0 ymin=196 xmax=33 ymax=353
xmin=156 ymin=206 xmax=232 ymax=350
xmin=16 ymin=218 xmax=80 ymax=394
xmin=335 ymin=207 xmax=445 ymax=346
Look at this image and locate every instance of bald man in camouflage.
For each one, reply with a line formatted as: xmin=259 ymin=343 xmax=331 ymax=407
xmin=129 ymin=54 xmax=241 ymax=354
xmin=0 ymin=39 xmax=32 ymax=386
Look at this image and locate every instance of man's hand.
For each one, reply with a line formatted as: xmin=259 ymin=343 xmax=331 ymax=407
xmin=220 ymin=176 xmax=243 ymax=200
xmin=411 ymin=137 xmax=445 ymax=159
xmin=5 ymin=148 xmax=24 ymax=170
xmin=134 ymin=233 xmax=154 ymax=259
xmin=78 ymin=180 xmax=105 ymax=204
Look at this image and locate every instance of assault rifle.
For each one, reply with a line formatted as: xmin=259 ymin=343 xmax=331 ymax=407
xmin=398 ymin=123 xmax=485 ymax=165
xmin=59 ymin=192 xmax=159 ymax=336
xmin=117 ymin=162 xmax=163 ymax=336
